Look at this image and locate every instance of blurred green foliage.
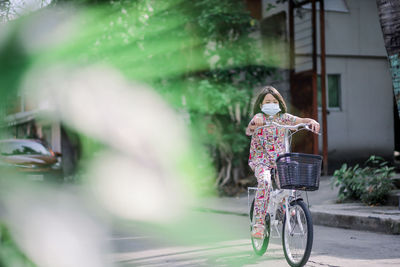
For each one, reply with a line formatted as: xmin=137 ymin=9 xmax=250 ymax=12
xmin=52 ymin=0 xmax=276 ymax=191
xmin=0 ymin=0 xmax=277 ymax=190
xmin=0 ymin=223 xmax=35 ymax=267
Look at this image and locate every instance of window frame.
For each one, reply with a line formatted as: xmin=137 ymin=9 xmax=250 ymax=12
xmin=317 ymin=73 xmax=342 ymax=112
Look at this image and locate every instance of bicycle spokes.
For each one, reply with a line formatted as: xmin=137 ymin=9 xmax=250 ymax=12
xmin=283 ymin=201 xmax=313 ymax=267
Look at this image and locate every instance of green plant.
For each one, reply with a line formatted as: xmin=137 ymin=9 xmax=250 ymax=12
xmin=360 ymin=156 xmax=396 ymax=205
xmin=332 ymin=155 xmax=395 ymax=205
xmin=332 ymin=163 xmax=366 ymax=202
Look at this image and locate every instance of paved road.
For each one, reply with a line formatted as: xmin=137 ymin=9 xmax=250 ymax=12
xmin=110 ymin=211 xmax=400 ymax=267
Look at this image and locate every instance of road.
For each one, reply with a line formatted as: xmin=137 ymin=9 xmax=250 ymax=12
xmin=110 ymin=211 xmax=400 ymax=267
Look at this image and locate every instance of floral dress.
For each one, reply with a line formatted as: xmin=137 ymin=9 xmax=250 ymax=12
xmin=247 ymin=113 xmax=298 ymax=171
xmin=246 ymin=112 xmax=298 ymax=229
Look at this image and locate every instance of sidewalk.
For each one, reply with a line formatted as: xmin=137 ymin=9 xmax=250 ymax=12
xmin=195 ymin=176 xmax=400 ymax=235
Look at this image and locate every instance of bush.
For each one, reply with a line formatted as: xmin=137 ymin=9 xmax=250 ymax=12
xmin=332 ymin=155 xmax=395 ymax=205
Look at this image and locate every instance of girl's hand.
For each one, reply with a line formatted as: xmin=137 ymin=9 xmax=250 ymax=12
xmin=308 ymin=120 xmax=320 ymax=134
xmin=246 ymin=114 xmax=265 ymax=136
xmin=252 ymin=115 xmax=264 ymax=127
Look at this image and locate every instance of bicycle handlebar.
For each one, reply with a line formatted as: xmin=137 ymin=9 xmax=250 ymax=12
xmin=252 ymin=122 xmax=321 ymax=137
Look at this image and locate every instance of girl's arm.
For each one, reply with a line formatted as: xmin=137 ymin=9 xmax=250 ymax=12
xmin=246 ymin=113 xmax=264 ymax=136
xmin=294 ymin=117 xmax=320 ymax=133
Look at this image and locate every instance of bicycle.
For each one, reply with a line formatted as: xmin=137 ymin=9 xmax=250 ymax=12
xmin=248 ymin=121 xmax=322 ymax=267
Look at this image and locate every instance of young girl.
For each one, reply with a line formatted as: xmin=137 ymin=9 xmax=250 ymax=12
xmin=246 ymin=86 xmax=320 ymax=239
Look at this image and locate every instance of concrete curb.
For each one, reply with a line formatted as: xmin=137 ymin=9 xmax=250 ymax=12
xmin=310 ymin=209 xmax=400 ymax=235
xmin=193 ymin=205 xmax=400 ymax=235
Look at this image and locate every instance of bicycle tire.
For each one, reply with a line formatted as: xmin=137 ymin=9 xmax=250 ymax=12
xmin=249 ymin=197 xmax=270 ymax=256
xmin=282 ymin=200 xmax=313 ymax=267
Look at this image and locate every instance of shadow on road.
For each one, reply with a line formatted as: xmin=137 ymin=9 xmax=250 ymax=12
xmin=115 ymin=240 xmax=285 ymax=266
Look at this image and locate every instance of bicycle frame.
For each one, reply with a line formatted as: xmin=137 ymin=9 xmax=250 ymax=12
xmin=248 ymin=171 xmax=297 ymax=238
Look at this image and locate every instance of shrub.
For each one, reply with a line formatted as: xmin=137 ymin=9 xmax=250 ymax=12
xmin=332 ymin=155 xmax=395 ymax=205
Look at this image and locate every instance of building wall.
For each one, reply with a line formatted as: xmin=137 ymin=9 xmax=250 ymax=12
xmin=294 ymin=0 xmax=387 ymax=70
xmin=322 ymin=0 xmax=386 ymax=57
xmin=317 ymin=56 xmax=393 ymax=161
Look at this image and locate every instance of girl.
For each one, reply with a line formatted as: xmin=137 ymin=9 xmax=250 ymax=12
xmin=246 ymin=86 xmax=320 ymax=239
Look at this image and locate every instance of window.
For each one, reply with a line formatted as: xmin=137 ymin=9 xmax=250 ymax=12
xmin=317 ymin=74 xmax=341 ymax=109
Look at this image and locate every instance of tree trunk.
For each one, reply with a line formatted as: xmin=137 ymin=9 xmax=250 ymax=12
xmin=376 ymin=0 xmax=400 ymax=119
xmin=220 ymin=157 xmax=232 ymax=187
xmin=215 ymin=165 xmax=226 ymax=187
xmin=232 ymin=167 xmax=240 ymax=184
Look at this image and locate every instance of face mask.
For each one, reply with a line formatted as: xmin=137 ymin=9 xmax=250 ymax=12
xmin=261 ymin=103 xmax=281 ymax=116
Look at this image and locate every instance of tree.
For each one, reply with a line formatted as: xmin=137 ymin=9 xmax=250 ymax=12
xmin=60 ymin=0 xmax=278 ymax=193
xmin=64 ymin=0 xmax=276 ymax=192
xmin=172 ymin=0 xmax=276 ymax=192
xmin=377 ymin=0 xmax=400 ymax=120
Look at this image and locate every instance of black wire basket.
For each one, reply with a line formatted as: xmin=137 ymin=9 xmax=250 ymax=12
xmin=276 ymin=153 xmax=323 ymax=191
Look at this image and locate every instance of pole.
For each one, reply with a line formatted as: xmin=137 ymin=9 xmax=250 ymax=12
xmin=289 ymin=0 xmax=295 ymax=78
xmin=319 ymin=0 xmax=329 ymax=175
xmin=311 ymin=0 xmax=318 ymax=155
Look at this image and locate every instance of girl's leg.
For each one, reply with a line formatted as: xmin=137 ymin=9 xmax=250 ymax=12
xmin=253 ymin=165 xmax=271 ymax=232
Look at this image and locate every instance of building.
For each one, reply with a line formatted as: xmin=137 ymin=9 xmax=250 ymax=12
xmin=258 ymin=0 xmax=397 ymax=169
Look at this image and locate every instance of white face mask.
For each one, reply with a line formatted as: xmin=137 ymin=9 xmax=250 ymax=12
xmin=261 ymin=103 xmax=281 ymax=116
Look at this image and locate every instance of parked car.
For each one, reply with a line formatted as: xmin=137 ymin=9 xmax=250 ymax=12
xmin=0 ymin=139 xmax=62 ymax=181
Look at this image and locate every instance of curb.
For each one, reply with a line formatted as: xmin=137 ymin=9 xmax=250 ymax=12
xmin=194 ymin=206 xmax=400 ymax=235
xmin=310 ymin=210 xmax=400 ymax=235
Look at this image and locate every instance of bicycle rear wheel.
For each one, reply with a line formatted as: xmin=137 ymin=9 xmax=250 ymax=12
xmin=282 ymin=200 xmax=313 ymax=267
xmin=249 ymin=198 xmax=270 ymax=256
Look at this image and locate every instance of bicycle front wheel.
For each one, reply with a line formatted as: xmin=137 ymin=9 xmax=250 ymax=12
xmin=249 ymin=198 xmax=270 ymax=256
xmin=282 ymin=200 xmax=313 ymax=267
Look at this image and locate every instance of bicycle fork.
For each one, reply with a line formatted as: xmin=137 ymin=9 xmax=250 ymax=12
xmin=284 ymin=198 xmax=306 ymax=235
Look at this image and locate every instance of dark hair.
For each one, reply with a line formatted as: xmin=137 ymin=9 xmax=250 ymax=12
xmin=253 ymin=86 xmax=287 ymax=115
